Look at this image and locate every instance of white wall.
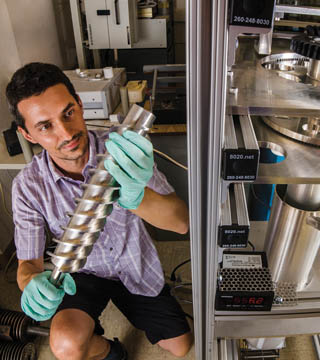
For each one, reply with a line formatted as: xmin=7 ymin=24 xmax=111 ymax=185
xmin=0 ymin=0 xmax=64 ymax=132
xmin=0 ymin=0 xmax=21 ymax=254
xmin=5 ymin=0 xmax=63 ymax=68
xmin=0 ymin=0 xmax=65 ymax=254
xmin=0 ymin=0 xmax=21 ymax=132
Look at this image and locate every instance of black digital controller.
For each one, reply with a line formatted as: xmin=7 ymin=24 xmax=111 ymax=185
xmin=215 ymin=252 xmax=274 ymax=311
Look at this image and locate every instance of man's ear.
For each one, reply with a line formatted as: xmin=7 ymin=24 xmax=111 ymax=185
xmin=17 ymin=126 xmax=38 ymax=144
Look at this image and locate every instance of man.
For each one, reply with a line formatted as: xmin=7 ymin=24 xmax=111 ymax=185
xmin=6 ymin=63 xmax=192 ymax=360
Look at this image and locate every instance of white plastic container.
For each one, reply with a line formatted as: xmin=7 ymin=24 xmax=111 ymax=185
xmin=126 ymin=80 xmax=147 ymax=103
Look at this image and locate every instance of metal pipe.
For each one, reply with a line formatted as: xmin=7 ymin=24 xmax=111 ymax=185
xmin=26 ymin=325 xmax=50 ymax=337
xmin=275 ymin=5 xmax=320 ymax=16
xmin=151 ymin=68 xmax=158 ymax=108
xmin=308 ymin=59 xmax=320 ymax=82
xmin=220 ymin=339 xmax=228 ymax=360
xmin=69 ymin=0 xmax=86 ymax=69
xmin=120 ymin=86 xmax=129 ymax=116
xmin=265 ymin=185 xmax=320 ymax=291
xmin=313 ymin=335 xmax=320 ymax=360
xmin=0 ymin=309 xmax=50 ymax=341
xmin=285 ymin=184 xmax=320 ymax=211
xmin=48 ymin=104 xmax=155 ymax=285
xmin=256 ymin=31 xmax=273 ymax=56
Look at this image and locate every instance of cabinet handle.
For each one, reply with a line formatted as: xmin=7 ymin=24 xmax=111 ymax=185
xmin=96 ymin=9 xmax=110 ymax=16
xmin=114 ymin=0 xmax=120 ymax=24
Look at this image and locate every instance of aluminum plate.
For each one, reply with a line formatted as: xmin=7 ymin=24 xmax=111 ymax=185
xmin=261 ymin=115 xmax=320 ymax=146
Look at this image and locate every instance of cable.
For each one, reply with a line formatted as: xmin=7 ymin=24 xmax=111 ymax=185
xmin=86 ymin=124 xmax=113 ymax=129
xmin=170 ymin=282 xmax=193 ymax=305
xmin=248 ymin=240 xmax=255 ymax=252
xmin=153 ymin=148 xmax=188 ymax=171
xmin=184 ymin=312 xmax=194 ymax=321
xmin=0 ymin=180 xmax=12 ymax=217
xmin=170 ymin=258 xmax=191 ymax=281
xmin=84 ymin=127 xmax=188 ymax=171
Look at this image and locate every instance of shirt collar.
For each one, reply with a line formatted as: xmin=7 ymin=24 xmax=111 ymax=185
xmin=45 ymin=131 xmax=98 ymax=183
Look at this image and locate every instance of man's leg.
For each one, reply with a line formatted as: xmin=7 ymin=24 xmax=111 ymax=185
xmin=50 ymin=308 xmax=110 ymax=360
xmin=112 ymin=282 xmax=193 ymax=358
xmin=50 ymin=273 xmax=119 ymax=360
xmin=158 ymin=332 xmax=193 ymax=358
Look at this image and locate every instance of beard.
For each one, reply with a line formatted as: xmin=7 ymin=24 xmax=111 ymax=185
xmin=56 ymin=131 xmax=89 ymax=161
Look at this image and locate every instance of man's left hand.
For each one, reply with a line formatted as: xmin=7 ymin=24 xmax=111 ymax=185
xmin=104 ymin=130 xmax=154 ymax=209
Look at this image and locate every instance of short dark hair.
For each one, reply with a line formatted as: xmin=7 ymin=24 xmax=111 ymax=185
xmin=6 ymin=62 xmax=78 ymax=130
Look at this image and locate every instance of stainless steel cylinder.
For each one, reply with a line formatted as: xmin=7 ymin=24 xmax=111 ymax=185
xmin=265 ymin=185 xmax=320 ymax=291
xmin=120 ymin=86 xmax=129 ymax=116
xmin=285 ymin=184 xmax=320 ymax=211
xmin=308 ymin=59 xmax=320 ymax=81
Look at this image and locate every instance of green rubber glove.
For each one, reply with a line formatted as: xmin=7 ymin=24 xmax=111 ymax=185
xmin=104 ymin=130 xmax=154 ymax=209
xmin=21 ymin=271 xmax=76 ymax=321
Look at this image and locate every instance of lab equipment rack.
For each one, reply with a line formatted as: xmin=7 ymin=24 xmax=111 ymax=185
xmin=186 ymin=1 xmax=320 ymax=359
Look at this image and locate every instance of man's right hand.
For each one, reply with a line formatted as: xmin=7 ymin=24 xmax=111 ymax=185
xmin=21 ymin=270 xmax=76 ymax=321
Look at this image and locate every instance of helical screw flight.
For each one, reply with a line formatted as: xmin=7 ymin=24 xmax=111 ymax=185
xmin=47 ymin=104 xmax=156 ymax=285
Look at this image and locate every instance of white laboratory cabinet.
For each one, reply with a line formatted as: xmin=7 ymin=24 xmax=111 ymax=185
xmin=84 ymin=0 xmax=138 ymax=49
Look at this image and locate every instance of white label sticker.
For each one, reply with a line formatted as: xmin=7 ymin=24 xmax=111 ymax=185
xmin=223 ymin=254 xmax=262 ymax=269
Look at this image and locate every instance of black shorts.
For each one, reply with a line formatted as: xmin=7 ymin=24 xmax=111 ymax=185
xmin=57 ymin=273 xmax=190 ymax=344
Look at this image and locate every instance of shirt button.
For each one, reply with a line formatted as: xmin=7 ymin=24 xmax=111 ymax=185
xmin=110 ymin=247 xmax=113 ymax=251
xmin=118 ymin=271 xmax=121 ymax=274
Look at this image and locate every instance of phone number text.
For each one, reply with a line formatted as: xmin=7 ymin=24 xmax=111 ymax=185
xmin=233 ymin=16 xmax=270 ymax=26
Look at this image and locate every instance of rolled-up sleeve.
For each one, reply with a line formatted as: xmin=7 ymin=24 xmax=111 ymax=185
xmin=12 ymin=179 xmax=46 ymax=260
xmin=147 ymin=163 xmax=174 ymax=195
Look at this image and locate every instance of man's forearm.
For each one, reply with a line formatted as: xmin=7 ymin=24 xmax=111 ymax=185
xmin=17 ymin=258 xmax=44 ymax=291
xmin=131 ymin=188 xmax=189 ymax=234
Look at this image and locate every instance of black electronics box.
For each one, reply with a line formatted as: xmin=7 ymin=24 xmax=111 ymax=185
xmin=215 ymin=251 xmax=274 ymax=311
xmin=222 ymin=148 xmax=259 ymax=181
xmin=229 ymin=0 xmax=275 ymax=29
xmin=222 ymin=115 xmax=259 ymax=181
xmin=3 ymin=124 xmax=22 ymax=156
xmin=218 ymin=225 xmax=249 ymax=248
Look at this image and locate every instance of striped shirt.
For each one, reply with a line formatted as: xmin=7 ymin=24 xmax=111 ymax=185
xmin=12 ymin=130 xmax=174 ymax=296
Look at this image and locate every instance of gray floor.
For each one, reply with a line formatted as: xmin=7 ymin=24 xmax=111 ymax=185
xmin=0 ymin=238 xmax=318 ymax=359
xmin=0 ymin=240 xmax=195 ymax=360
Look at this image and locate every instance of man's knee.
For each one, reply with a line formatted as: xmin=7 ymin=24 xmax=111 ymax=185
xmin=50 ymin=329 xmax=84 ymax=360
xmin=50 ymin=309 xmax=95 ymax=360
xmin=158 ymin=332 xmax=193 ymax=358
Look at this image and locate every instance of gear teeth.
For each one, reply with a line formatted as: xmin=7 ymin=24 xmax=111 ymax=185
xmin=291 ymin=35 xmax=320 ymax=60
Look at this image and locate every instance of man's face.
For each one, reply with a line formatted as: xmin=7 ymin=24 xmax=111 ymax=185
xmin=17 ymin=84 xmax=89 ymax=164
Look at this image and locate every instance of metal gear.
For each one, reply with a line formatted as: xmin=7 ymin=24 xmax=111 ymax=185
xmin=290 ymin=35 xmax=320 ymax=60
